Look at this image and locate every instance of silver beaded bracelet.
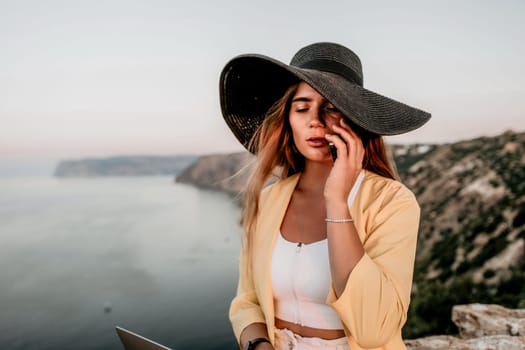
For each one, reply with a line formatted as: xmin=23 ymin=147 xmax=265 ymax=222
xmin=325 ymin=218 xmax=354 ymax=223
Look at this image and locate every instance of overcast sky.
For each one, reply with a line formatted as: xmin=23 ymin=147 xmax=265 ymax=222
xmin=1 ymin=0 xmax=524 ymax=161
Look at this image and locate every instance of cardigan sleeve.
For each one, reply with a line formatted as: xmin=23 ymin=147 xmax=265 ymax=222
xmin=327 ymin=182 xmax=420 ymax=348
xmin=228 ymin=186 xmax=273 ymax=343
xmin=229 ymin=238 xmax=266 ymax=342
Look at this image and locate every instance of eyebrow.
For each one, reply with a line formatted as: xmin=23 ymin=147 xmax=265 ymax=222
xmin=291 ymin=96 xmax=332 ymax=106
xmin=291 ymin=97 xmax=313 ymax=104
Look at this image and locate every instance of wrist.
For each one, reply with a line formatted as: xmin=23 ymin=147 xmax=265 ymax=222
xmin=323 ymin=189 xmax=347 ymax=201
xmin=325 ymin=199 xmax=350 ymax=214
xmin=324 ymin=194 xmax=347 ymax=204
xmin=244 ymin=337 xmax=271 ymax=350
xmin=256 ymin=343 xmax=274 ymax=350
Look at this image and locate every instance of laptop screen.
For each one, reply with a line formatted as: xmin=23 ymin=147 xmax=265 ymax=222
xmin=116 ymin=326 xmax=172 ymax=350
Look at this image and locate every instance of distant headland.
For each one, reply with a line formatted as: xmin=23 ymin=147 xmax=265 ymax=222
xmin=54 ymin=155 xmax=198 ymax=177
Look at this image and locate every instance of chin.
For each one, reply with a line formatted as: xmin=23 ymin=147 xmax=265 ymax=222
xmin=303 ymin=151 xmax=331 ymax=163
xmin=296 ymin=145 xmax=331 ymax=163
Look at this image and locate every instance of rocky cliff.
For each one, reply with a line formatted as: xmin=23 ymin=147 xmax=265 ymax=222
xmin=406 ymin=303 xmax=525 ymax=349
xmin=175 ymin=143 xmax=438 ymax=195
xmin=175 ymin=130 xmax=525 ymax=340
xmin=402 ymin=130 xmax=525 ymax=338
xmin=175 ymin=152 xmax=254 ymax=195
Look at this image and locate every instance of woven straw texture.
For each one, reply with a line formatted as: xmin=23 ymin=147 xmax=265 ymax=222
xmin=219 ymin=42 xmax=431 ymax=152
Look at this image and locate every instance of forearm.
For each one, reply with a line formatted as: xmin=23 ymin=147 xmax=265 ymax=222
xmin=325 ymin=199 xmax=364 ymax=297
xmin=239 ymin=323 xmax=274 ymax=350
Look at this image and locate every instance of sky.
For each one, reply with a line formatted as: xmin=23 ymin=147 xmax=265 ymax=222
xmin=1 ymin=0 xmax=524 ymax=163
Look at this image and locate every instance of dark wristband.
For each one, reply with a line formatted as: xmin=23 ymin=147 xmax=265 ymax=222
xmin=246 ymin=337 xmax=270 ymax=350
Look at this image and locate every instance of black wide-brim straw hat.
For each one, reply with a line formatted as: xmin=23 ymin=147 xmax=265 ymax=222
xmin=219 ymin=42 xmax=431 ymax=153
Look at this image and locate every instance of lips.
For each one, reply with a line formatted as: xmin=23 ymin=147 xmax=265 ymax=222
xmin=306 ymin=137 xmax=328 ymax=147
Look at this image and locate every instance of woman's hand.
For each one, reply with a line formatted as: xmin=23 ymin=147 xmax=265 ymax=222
xmin=324 ymin=118 xmax=364 ymax=204
xmin=255 ymin=343 xmax=275 ymax=350
xmin=240 ymin=323 xmax=274 ymax=350
xmin=324 ymin=119 xmax=366 ymax=296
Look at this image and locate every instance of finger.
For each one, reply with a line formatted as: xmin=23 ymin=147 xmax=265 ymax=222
xmin=340 ymin=119 xmax=361 ymax=140
xmin=339 ymin=119 xmax=364 ymax=155
xmin=325 ymin=133 xmax=347 ymax=148
xmin=332 ymin=123 xmax=358 ymax=148
xmin=325 ymin=133 xmax=348 ymax=157
xmin=338 ymin=119 xmax=361 ymax=142
xmin=336 ymin=120 xmax=364 ymax=164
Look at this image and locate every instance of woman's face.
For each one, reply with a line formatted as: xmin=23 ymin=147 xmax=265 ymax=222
xmin=288 ymin=82 xmax=345 ymax=162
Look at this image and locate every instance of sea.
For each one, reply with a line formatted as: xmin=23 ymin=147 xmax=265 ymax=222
xmin=0 ymin=170 xmax=243 ymax=350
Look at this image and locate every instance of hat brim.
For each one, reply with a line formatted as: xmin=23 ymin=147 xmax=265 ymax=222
xmin=220 ymin=54 xmax=431 ymax=152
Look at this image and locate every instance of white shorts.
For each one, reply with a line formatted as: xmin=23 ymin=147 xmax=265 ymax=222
xmin=274 ymin=328 xmax=350 ymax=350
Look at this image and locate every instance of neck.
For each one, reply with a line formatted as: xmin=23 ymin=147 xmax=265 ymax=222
xmin=296 ymin=160 xmax=332 ymax=194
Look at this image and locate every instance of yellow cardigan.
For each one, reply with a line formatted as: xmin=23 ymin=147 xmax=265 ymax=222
xmin=229 ymin=170 xmax=420 ymax=350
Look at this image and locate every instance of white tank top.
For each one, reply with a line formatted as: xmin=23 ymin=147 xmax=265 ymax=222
xmin=271 ymin=170 xmax=365 ymax=329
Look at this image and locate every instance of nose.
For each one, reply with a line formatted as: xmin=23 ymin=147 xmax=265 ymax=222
xmin=308 ymin=108 xmax=326 ymax=128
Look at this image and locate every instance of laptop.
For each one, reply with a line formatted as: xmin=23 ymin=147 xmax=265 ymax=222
xmin=116 ymin=326 xmax=172 ymax=350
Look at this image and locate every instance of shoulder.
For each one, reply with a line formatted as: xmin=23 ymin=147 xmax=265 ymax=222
xmin=259 ymin=173 xmax=301 ymax=206
xmin=358 ymin=171 xmax=421 ymax=235
xmin=361 ymin=170 xmax=418 ymax=210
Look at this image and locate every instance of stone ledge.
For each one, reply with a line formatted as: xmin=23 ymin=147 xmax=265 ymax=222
xmin=405 ymin=335 xmax=525 ymax=350
xmin=406 ymin=304 xmax=525 ymax=350
xmin=453 ymin=304 xmax=525 ymax=338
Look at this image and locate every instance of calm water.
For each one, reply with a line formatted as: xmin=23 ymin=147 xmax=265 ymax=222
xmin=0 ymin=176 xmax=242 ymax=350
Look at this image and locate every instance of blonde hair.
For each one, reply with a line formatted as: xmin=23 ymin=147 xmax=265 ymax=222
xmin=242 ymin=84 xmax=302 ymax=237
xmin=241 ymin=83 xmax=398 ymax=242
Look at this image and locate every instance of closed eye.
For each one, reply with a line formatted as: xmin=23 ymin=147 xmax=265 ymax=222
xmin=292 ymin=103 xmax=309 ymax=112
xmin=323 ymin=104 xmax=342 ymax=116
xmin=324 ymin=104 xmax=339 ymax=112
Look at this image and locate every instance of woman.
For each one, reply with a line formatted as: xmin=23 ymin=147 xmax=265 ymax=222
xmin=219 ymin=42 xmax=431 ymax=350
